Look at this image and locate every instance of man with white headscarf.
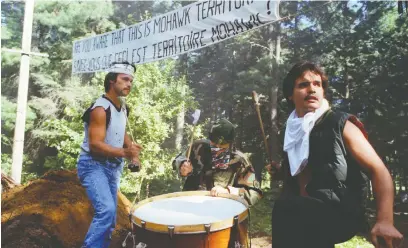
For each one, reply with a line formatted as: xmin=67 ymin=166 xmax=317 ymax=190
xmin=77 ymin=61 xmax=142 ymax=248
xmin=270 ymin=61 xmax=402 ymax=248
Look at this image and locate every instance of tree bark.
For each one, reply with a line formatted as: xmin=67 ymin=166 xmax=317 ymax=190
xmin=269 ymin=23 xmax=281 ymax=163
xmin=175 ymin=86 xmax=185 ymax=151
xmin=239 ymin=95 xmax=245 ymax=150
xmin=266 ymin=23 xmax=282 ymax=189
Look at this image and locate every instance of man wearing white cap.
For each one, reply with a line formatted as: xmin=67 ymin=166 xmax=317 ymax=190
xmin=77 ymin=61 xmax=142 ymax=248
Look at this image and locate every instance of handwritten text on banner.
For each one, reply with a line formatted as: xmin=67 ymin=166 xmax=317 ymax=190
xmin=72 ymin=0 xmax=280 ymax=74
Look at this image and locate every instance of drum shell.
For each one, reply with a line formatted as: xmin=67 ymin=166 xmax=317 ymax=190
xmin=130 ymin=191 xmax=249 ymax=248
xmin=132 ymin=219 xmax=248 ymax=248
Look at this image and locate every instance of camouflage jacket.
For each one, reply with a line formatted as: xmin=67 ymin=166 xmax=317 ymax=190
xmin=172 ymin=139 xmax=262 ymax=206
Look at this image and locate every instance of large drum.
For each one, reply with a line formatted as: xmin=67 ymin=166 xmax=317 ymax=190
xmin=130 ymin=191 xmax=249 ymax=248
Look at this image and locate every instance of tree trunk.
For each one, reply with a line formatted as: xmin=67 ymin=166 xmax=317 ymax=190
xmin=175 ymin=87 xmax=185 ymax=151
xmin=267 ymin=23 xmax=282 ymax=189
xmin=145 ymin=182 xmax=150 ymax=199
xmin=344 ymin=62 xmax=350 ymax=99
xmin=269 ymin=23 xmax=281 ymax=162
xmin=175 ymin=50 xmax=188 ymax=150
xmin=227 ymin=50 xmax=237 ymax=121
xmin=238 ymin=95 xmax=245 ymax=150
xmin=293 ymin=2 xmax=299 ymax=60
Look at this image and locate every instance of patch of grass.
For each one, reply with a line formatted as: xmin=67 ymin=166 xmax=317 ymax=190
xmin=335 ymin=236 xmax=374 ymax=248
xmin=249 ymin=187 xmax=281 ymax=236
xmin=249 ymin=195 xmax=273 ymax=236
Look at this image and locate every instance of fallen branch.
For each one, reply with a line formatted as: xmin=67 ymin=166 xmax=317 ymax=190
xmin=1 ymin=172 xmax=19 ymax=192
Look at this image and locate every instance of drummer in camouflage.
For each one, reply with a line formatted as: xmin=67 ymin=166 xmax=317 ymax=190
xmin=173 ymin=118 xmax=262 ymax=206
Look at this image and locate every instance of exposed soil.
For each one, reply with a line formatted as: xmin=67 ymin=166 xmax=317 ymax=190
xmin=1 ymin=170 xmax=132 ymax=248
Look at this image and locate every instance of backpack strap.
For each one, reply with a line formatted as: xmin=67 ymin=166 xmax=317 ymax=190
xmin=82 ymin=98 xmax=130 ymax=130
xmin=82 ymin=102 xmax=111 ymax=129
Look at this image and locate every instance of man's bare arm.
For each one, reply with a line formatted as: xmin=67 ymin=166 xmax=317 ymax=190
xmin=343 ymin=120 xmax=393 ymax=223
xmin=343 ymin=120 xmax=402 ymax=247
xmin=88 ymin=107 xmax=136 ymax=159
xmin=123 ymin=133 xmax=132 ymax=148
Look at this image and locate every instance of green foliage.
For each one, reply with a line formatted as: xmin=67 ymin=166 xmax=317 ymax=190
xmin=335 ymin=236 xmax=374 ymax=248
xmin=0 ymin=153 xmax=37 ymax=183
xmin=120 ymin=60 xmax=195 ymax=198
xmin=29 ymin=78 xmax=101 ymax=168
xmin=1 ymin=154 xmax=13 ymax=176
xmin=249 ymin=190 xmax=275 ymax=235
xmin=34 ymin=118 xmax=83 ymax=168
xmin=1 ymin=96 xmax=37 ymax=153
xmin=1 ymin=2 xmax=24 ymax=48
xmin=1 ymin=97 xmax=36 ymax=133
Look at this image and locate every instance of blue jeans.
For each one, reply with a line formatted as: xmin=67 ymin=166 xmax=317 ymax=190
xmin=77 ymin=154 xmax=124 ymax=248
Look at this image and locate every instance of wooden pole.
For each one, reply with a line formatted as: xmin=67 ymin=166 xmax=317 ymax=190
xmin=11 ymin=0 xmax=35 ymax=184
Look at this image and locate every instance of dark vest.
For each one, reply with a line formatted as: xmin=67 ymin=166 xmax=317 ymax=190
xmin=283 ymin=110 xmax=369 ymax=221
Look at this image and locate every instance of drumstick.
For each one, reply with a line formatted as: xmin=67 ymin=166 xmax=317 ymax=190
xmin=186 ymin=125 xmax=197 ymax=160
xmin=252 ymin=91 xmax=273 ymax=165
xmin=123 ymin=106 xmax=141 ymax=172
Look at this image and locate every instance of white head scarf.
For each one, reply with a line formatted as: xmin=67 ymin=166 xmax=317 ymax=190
xmin=107 ymin=63 xmax=135 ymax=76
xmin=283 ymin=99 xmax=330 ymax=176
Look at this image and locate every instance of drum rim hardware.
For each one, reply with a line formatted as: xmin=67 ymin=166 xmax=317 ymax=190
xmin=168 ymin=225 xmax=175 ymax=238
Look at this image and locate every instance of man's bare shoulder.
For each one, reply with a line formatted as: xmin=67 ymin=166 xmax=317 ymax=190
xmin=89 ymin=107 xmax=107 ymax=125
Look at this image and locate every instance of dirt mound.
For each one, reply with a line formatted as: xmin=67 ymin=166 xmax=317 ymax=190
xmin=1 ymin=170 xmax=134 ymax=248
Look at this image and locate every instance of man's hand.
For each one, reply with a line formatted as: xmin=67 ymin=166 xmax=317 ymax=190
xmin=210 ymin=186 xmax=229 ymax=197
xmin=371 ymin=221 xmax=403 ymax=248
xmin=179 ymin=161 xmax=193 ymax=177
xmin=124 ymin=143 xmax=142 ymax=160
xmin=130 ymin=157 xmax=142 ymax=170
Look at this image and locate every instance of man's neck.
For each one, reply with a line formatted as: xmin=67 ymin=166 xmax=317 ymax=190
xmin=104 ymin=92 xmax=121 ymax=109
xmin=295 ymin=109 xmax=307 ymax=118
xmin=295 ymin=108 xmax=318 ymax=118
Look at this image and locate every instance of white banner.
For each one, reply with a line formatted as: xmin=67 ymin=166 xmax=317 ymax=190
xmin=72 ymin=0 xmax=280 ymax=74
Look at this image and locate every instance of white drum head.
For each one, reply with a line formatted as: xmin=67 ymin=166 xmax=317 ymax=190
xmin=133 ymin=195 xmax=247 ymax=225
